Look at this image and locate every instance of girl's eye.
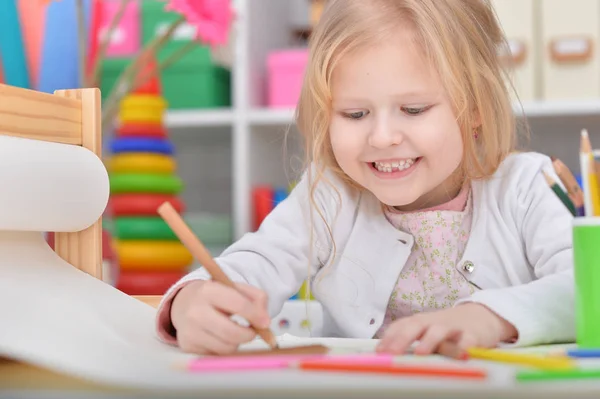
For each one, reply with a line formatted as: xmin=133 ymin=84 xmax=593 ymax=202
xmin=402 ymin=106 xmax=430 ymax=116
xmin=343 ymin=110 xmax=369 ymax=120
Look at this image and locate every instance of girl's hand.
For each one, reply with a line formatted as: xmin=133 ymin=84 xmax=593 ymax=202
xmin=376 ymin=303 xmax=518 ymax=355
xmin=170 ymin=280 xmax=271 ymax=355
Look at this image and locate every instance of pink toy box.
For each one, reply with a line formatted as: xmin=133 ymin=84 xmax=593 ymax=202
xmin=267 ymin=48 xmax=309 ymax=108
xmin=99 ymin=0 xmax=140 ymax=57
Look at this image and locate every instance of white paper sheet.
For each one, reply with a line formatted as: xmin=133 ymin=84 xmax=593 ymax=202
xmin=0 ymin=231 xmax=512 ymax=393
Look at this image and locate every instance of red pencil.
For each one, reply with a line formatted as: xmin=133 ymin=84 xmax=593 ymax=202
xmin=298 ymin=360 xmax=487 ymax=380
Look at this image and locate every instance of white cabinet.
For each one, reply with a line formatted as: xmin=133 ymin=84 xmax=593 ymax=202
xmin=540 ymin=0 xmax=600 ymax=100
xmin=168 ymin=0 xmax=600 ymax=242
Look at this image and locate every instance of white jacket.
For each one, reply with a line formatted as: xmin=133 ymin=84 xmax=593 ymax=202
xmin=159 ymin=152 xmax=575 ymax=347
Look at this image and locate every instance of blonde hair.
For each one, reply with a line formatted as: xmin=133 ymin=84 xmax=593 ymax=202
xmin=296 ymin=0 xmax=520 ymax=197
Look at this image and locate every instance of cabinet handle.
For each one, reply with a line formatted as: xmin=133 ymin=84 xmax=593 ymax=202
xmin=499 ymin=38 xmax=528 ymax=66
xmin=550 ymin=36 xmax=594 ymax=63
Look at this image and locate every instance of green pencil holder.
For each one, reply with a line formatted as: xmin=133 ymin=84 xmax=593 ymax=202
xmin=573 ymin=217 xmax=600 ymax=347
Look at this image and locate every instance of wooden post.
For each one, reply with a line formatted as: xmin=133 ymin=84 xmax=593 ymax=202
xmin=54 ymin=88 xmax=103 ymax=280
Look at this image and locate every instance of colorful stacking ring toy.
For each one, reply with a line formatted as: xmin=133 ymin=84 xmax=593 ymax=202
xmin=120 ymin=94 xmax=167 ymax=112
xmin=108 ymin=153 xmax=176 ymax=174
xmin=110 ymin=173 xmax=183 ymax=194
xmin=110 ymin=137 xmax=174 ymax=155
xmin=119 ymin=108 xmax=163 ymax=124
xmin=117 ymin=270 xmax=186 ymax=295
xmin=116 ymin=123 xmax=167 ymax=139
xmin=116 ymin=241 xmax=193 ymax=271
xmin=119 ymin=94 xmax=167 ymax=124
xmin=110 ymin=194 xmax=185 ymax=216
xmin=115 ymin=217 xmax=177 ymax=240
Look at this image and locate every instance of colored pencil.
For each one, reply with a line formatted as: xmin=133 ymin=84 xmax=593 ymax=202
xmin=188 ymin=353 xmax=395 ymax=372
xmin=219 ymin=344 xmax=329 ymax=357
xmin=580 ymin=129 xmax=600 ymax=216
xmin=543 ymin=171 xmax=576 ymax=216
xmin=466 ymin=348 xmax=576 ymax=371
xmin=157 ymin=202 xmax=279 ymax=350
xmin=189 ymin=354 xmax=324 ymax=372
xmin=516 ymin=368 xmax=600 ymax=382
xmin=566 ymin=348 xmax=600 ymax=358
xmin=552 ymin=157 xmax=585 ymax=216
xmin=298 ymin=360 xmax=487 ymax=380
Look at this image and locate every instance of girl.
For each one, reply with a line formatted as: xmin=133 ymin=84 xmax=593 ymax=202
xmin=156 ymin=0 xmax=575 ymax=355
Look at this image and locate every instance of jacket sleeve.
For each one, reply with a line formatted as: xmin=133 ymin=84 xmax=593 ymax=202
xmin=456 ymin=157 xmax=575 ymax=347
xmin=155 ymin=168 xmax=337 ymax=342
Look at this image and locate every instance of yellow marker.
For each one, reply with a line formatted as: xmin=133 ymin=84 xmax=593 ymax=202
xmin=467 ymin=348 xmax=576 ymax=371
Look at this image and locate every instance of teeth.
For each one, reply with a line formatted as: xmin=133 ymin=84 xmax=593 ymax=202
xmin=373 ymin=159 xmax=416 ymax=172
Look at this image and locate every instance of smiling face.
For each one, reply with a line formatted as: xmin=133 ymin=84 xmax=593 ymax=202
xmin=329 ymin=28 xmax=465 ymax=211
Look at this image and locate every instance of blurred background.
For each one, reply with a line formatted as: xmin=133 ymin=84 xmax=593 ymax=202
xmin=0 ymin=0 xmax=598 ymax=303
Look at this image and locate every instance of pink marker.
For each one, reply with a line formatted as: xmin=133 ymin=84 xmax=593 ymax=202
xmin=187 ymin=353 xmax=394 ymax=372
xmin=188 ymin=354 xmax=325 ymax=372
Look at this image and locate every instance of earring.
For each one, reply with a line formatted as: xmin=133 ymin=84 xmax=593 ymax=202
xmin=473 ymin=127 xmax=479 ymax=139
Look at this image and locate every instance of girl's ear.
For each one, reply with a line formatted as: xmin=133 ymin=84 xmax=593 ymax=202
xmin=471 ymin=109 xmax=482 ymax=129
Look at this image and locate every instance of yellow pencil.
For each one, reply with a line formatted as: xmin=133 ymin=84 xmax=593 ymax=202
xmin=466 ymin=348 xmax=576 ymax=371
xmin=580 ymin=129 xmax=600 ymax=216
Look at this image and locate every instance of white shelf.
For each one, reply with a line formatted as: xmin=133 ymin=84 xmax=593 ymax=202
xmin=160 ymin=101 xmax=600 ymax=132
xmin=165 ymin=108 xmax=234 ymax=128
xmin=249 ymin=108 xmax=295 ymax=125
xmin=520 ymin=100 xmax=600 ymax=117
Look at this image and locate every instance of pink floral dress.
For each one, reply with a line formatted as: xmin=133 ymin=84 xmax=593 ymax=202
xmin=375 ymin=185 xmax=476 ymax=337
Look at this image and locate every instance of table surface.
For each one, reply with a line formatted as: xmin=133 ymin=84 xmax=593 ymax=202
xmin=2 ymin=347 xmax=600 ymax=399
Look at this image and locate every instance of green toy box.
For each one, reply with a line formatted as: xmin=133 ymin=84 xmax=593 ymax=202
xmin=141 ymin=0 xmax=231 ymax=109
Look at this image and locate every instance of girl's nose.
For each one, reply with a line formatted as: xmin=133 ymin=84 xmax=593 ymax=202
xmin=368 ymin=117 xmax=403 ymax=149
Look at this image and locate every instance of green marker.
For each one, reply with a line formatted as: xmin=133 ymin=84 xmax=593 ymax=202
xmin=517 ymin=368 xmax=600 ymax=382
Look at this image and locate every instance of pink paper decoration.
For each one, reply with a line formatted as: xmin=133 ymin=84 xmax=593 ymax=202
xmin=17 ymin=0 xmax=46 ymax=88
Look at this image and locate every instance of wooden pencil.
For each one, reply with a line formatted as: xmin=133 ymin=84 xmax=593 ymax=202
xmin=298 ymin=359 xmax=487 ymax=380
xmin=551 ymin=158 xmax=585 ymax=216
xmin=157 ymin=201 xmax=279 ymax=350
xmin=542 ymin=171 xmax=576 ymax=216
xmin=580 ymin=129 xmax=600 ymax=216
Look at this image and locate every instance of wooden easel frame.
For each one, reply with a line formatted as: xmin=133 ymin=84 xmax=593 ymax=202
xmin=0 ymin=83 xmax=160 ymax=307
xmin=0 ymin=84 xmax=102 ymax=278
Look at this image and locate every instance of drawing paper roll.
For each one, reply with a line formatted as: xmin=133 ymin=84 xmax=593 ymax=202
xmin=0 ymin=135 xmax=109 ymax=232
xmin=0 ymin=0 xmax=30 ymax=88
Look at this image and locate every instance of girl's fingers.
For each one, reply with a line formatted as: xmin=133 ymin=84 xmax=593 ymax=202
xmin=378 ymin=320 xmax=427 ymax=354
xmin=456 ymin=331 xmax=479 ymax=350
xmin=202 ymin=282 xmax=270 ymax=329
xmin=194 ymin=326 xmax=240 ymax=355
xmin=178 ymin=328 xmax=235 ymax=355
xmin=413 ymin=325 xmax=462 ymax=355
xmin=234 ymin=283 xmax=271 ymax=325
xmin=235 ymin=282 xmax=269 ymax=308
xmin=202 ymin=305 xmax=257 ymax=345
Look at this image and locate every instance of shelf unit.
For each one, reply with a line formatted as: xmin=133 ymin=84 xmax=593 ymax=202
xmin=166 ymin=100 xmax=600 ymax=130
xmin=164 ymin=0 xmax=600 ymax=243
